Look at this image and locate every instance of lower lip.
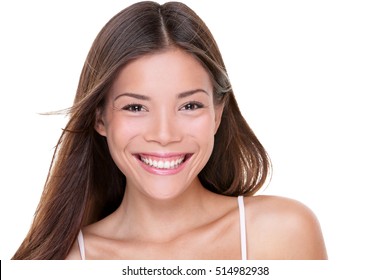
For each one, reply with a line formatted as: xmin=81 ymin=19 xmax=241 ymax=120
xmin=136 ymin=155 xmax=191 ymax=175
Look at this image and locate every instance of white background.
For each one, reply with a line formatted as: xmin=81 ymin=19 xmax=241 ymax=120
xmin=1 ymin=0 xmax=389 ymax=271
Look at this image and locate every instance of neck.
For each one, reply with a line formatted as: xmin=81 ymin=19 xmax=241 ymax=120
xmin=110 ymin=178 xmax=217 ymax=242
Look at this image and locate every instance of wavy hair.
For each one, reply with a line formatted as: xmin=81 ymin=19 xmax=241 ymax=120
xmin=13 ymin=1 xmax=271 ymax=259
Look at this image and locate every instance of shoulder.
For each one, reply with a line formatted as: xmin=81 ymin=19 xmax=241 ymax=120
xmin=65 ymin=237 xmax=82 ymax=260
xmin=243 ymin=195 xmax=327 ymax=260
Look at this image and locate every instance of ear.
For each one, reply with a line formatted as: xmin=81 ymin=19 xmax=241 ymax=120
xmin=214 ymin=104 xmax=224 ymax=134
xmin=95 ymin=107 xmax=107 ymax=137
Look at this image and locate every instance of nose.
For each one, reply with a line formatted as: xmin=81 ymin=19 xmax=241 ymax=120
xmin=144 ymin=109 xmax=182 ymax=146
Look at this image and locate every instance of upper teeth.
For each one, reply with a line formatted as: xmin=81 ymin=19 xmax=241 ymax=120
xmin=140 ymin=156 xmax=185 ymax=169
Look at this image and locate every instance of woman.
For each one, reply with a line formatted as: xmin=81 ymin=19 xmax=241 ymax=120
xmin=13 ymin=1 xmax=327 ymax=260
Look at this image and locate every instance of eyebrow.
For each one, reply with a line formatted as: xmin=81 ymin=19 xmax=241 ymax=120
xmin=114 ymin=89 xmax=209 ymax=101
xmin=177 ymin=89 xmax=209 ymax=99
xmin=114 ymin=92 xmax=150 ymax=101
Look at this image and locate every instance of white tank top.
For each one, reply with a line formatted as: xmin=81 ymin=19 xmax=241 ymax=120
xmin=77 ymin=195 xmax=247 ymax=260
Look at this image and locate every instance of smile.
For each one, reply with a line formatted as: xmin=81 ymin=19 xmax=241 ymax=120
xmin=135 ymin=153 xmax=192 ymax=175
xmin=140 ymin=155 xmax=185 ymax=169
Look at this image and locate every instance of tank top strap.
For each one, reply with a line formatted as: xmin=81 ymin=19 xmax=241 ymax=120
xmin=77 ymin=230 xmax=86 ymax=260
xmin=237 ymin=195 xmax=247 ymax=260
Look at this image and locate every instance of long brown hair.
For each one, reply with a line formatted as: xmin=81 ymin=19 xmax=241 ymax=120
xmin=13 ymin=1 xmax=271 ymax=260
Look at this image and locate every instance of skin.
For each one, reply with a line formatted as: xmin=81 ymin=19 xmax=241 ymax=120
xmin=66 ymin=48 xmax=327 ymax=260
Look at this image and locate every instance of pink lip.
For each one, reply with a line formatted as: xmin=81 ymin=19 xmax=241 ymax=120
xmin=134 ymin=153 xmax=192 ymax=176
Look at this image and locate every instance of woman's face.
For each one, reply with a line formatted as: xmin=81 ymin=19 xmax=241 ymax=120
xmin=96 ymin=48 xmax=223 ymax=200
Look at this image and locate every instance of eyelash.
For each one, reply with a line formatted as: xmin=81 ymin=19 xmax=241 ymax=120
xmin=180 ymin=102 xmax=204 ymax=111
xmin=121 ymin=104 xmax=147 ymax=112
xmin=121 ymin=102 xmax=205 ymax=112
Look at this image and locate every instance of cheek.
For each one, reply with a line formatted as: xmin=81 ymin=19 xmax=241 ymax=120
xmin=105 ymin=117 xmax=143 ymax=150
xmin=103 ymin=117 xmax=146 ymax=175
xmin=183 ymin=113 xmax=216 ymax=146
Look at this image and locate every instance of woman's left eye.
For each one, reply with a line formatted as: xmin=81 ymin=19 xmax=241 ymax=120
xmin=181 ymin=102 xmax=204 ymax=111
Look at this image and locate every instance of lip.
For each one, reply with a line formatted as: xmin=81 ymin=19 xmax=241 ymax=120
xmin=138 ymin=152 xmax=187 ymax=159
xmin=134 ymin=153 xmax=193 ymax=175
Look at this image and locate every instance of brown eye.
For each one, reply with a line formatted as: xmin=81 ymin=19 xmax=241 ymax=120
xmin=122 ymin=104 xmax=147 ymax=112
xmin=181 ymin=102 xmax=204 ymax=111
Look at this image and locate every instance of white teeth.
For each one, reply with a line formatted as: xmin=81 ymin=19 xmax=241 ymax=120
xmin=140 ymin=156 xmax=185 ymax=169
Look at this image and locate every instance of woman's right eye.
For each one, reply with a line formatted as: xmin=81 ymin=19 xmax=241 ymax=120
xmin=122 ymin=104 xmax=147 ymax=112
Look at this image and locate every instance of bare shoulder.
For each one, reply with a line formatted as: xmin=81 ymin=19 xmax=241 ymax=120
xmin=65 ymin=223 xmax=102 ymax=260
xmin=65 ymin=238 xmax=82 ymax=260
xmin=244 ymin=195 xmax=327 ymax=260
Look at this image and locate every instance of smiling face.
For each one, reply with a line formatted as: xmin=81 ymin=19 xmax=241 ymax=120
xmin=95 ymin=48 xmax=223 ymax=200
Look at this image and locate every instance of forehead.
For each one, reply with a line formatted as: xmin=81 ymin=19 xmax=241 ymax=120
xmin=110 ymin=48 xmax=213 ymax=97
